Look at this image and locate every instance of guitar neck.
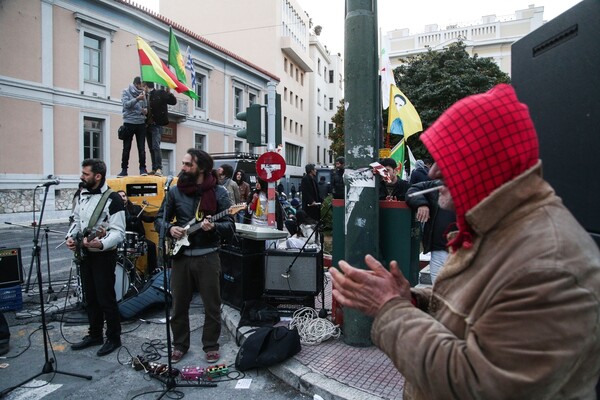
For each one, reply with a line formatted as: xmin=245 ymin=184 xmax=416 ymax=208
xmin=186 ymin=208 xmax=231 ymax=235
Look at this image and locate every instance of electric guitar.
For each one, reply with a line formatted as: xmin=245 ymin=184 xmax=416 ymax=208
xmin=171 ymin=204 xmax=245 ymax=256
xmin=73 ymin=224 xmax=107 ymax=262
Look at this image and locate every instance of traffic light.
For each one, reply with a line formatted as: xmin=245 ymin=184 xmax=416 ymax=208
xmin=236 ymin=104 xmax=263 ymax=146
xmin=265 ymin=93 xmax=282 ymax=146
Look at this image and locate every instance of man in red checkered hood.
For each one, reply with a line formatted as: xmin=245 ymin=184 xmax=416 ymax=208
xmin=331 ymin=84 xmax=600 ymax=399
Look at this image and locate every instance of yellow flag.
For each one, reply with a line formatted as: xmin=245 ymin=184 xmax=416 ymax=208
xmin=255 ymin=197 xmax=263 ymax=217
xmin=387 ymin=86 xmax=422 ymax=140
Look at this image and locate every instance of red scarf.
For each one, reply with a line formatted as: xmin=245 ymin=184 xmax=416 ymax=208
xmin=421 ymin=84 xmax=539 ymax=251
xmin=176 ymin=171 xmax=218 ymax=214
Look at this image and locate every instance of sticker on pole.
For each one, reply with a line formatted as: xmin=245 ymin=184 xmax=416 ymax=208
xmin=256 ymin=152 xmax=286 ymax=182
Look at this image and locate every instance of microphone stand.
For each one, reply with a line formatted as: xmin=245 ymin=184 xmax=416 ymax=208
xmin=151 ymin=179 xmax=216 ymax=398
xmin=0 ymin=186 xmax=92 ymax=398
xmin=281 ymin=203 xmax=332 ymax=318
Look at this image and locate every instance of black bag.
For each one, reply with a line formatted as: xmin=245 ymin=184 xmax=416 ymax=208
xmin=118 ymin=125 xmax=132 ymax=140
xmin=235 ymin=326 xmax=301 ymax=371
xmin=238 ymin=300 xmax=280 ymax=328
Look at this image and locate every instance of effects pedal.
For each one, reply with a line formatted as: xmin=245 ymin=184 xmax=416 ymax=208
xmin=180 ymin=366 xmax=205 ymax=380
xmin=206 ymin=364 xmax=229 ymax=378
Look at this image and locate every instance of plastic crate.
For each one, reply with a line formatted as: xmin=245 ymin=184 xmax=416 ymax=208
xmin=0 ymin=285 xmax=23 ymax=312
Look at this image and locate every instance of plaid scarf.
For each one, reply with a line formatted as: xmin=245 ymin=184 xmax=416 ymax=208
xmin=421 ymin=84 xmax=539 ymax=251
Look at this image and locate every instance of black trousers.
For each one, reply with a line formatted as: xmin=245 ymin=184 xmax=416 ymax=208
xmin=80 ymin=250 xmax=121 ymax=341
xmin=121 ymin=123 xmax=147 ymax=170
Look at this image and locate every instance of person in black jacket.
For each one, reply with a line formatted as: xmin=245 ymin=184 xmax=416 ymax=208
xmin=331 ymin=156 xmax=345 ymax=199
xmin=154 ymin=148 xmax=234 ymax=365
xmin=409 ymin=157 xmax=433 ymax=185
xmin=378 ymin=158 xmax=410 ymax=201
xmin=143 ymin=82 xmax=177 ymax=177
xmin=406 ymin=176 xmax=456 ymax=283
xmin=300 ymin=164 xmax=322 ymax=221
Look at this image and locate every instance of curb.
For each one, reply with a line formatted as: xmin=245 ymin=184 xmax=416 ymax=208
xmin=222 ymin=305 xmax=384 ymax=400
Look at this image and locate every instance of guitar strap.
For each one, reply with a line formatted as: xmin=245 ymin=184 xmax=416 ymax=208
xmin=87 ymin=189 xmax=114 ymax=231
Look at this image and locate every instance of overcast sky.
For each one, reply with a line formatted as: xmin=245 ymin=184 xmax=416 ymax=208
xmin=136 ymin=0 xmax=582 ymax=54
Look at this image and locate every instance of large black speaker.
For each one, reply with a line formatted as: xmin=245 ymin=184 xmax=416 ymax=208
xmin=264 ymin=249 xmax=323 ymax=296
xmin=219 ymin=247 xmax=264 ymax=310
xmin=0 ymin=248 xmax=23 ymax=288
xmin=511 ymin=0 xmax=600 ymax=247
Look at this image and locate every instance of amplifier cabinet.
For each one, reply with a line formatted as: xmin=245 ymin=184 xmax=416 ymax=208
xmin=219 ymin=248 xmax=264 ymax=310
xmin=264 ymin=249 xmax=323 ymax=296
xmin=0 ymin=248 xmax=23 ymax=289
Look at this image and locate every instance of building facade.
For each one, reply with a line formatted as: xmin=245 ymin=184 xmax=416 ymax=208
xmin=384 ymin=5 xmax=545 ymax=76
xmin=0 ymin=0 xmax=277 ymax=221
xmin=159 ymin=0 xmax=343 ymax=188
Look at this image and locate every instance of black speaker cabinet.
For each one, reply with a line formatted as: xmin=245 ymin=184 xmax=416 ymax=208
xmin=264 ymin=249 xmax=323 ymax=296
xmin=0 ymin=248 xmax=23 ymax=288
xmin=511 ymin=0 xmax=600 ymax=247
xmin=219 ymin=247 xmax=264 ymax=310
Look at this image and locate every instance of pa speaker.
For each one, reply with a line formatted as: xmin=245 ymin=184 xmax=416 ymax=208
xmin=0 ymin=248 xmax=23 ymax=288
xmin=264 ymin=249 xmax=323 ymax=296
xmin=219 ymin=247 xmax=264 ymax=310
xmin=511 ymin=0 xmax=600 ymax=246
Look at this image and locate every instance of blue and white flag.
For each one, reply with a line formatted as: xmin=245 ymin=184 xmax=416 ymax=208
xmin=185 ymin=46 xmax=196 ymax=88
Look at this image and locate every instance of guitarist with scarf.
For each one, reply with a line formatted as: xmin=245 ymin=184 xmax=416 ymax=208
xmin=154 ymin=148 xmax=235 ymax=365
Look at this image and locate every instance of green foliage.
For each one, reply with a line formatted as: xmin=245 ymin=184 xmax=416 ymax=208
xmin=328 ymin=41 xmax=511 ymax=160
xmin=320 ymin=194 xmax=333 ymax=232
xmin=395 ymin=41 xmax=511 ymax=157
xmin=329 ymin=99 xmax=345 ymax=158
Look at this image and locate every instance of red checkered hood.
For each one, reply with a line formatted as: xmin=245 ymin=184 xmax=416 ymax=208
xmin=421 ymin=84 xmax=539 ymax=251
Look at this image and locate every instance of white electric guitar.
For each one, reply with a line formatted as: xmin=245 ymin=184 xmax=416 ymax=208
xmin=171 ymin=203 xmax=246 ymax=256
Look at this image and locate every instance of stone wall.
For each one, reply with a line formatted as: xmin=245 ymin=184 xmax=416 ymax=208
xmin=0 ymin=189 xmax=79 ymax=214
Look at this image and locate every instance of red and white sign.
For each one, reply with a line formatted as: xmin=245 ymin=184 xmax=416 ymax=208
xmin=256 ymin=151 xmax=286 ymax=182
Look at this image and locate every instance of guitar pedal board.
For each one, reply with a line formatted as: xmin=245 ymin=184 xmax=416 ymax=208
xmin=180 ymin=366 xmax=205 ymax=380
xmin=206 ymin=364 xmax=229 ymax=378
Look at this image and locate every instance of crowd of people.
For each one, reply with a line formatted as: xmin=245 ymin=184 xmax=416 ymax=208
xmin=30 ymin=82 xmax=597 ymax=399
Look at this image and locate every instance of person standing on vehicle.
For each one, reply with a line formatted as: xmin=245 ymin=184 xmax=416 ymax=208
xmin=144 ymin=82 xmax=176 ymax=177
xmin=118 ymin=77 xmax=148 ymax=177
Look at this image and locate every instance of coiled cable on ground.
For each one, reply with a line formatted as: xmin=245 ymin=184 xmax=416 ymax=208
xmin=289 ymin=307 xmax=341 ymax=345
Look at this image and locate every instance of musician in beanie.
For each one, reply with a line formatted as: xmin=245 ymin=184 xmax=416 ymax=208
xmin=331 ymin=84 xmax=600 ymax=399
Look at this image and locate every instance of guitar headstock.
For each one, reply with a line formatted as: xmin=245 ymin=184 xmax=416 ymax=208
xmin=229 ymin=203 xmax=247 ymax=215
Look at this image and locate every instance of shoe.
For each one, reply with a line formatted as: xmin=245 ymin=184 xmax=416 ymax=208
xmin=205 ymin=351 xmax=220 ymax=363
xmin=140 ymin=168 xmax=148 ymax=176
xmin=96 ymin=339 xmax=121 ymax=357
xmin=171 ymin=349 xmax=186 ymax=364
xmin=117 ymin=169 xmax=128 ymax=178
xmin=154 ymin=168 xmax=163 ymax=177
xmin=71 ymin=335 xmax=103 ymax=350
xmin=148 ymin=170 xmax=155 ymax=175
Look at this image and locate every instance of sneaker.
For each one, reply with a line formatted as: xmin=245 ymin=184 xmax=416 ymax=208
xmin=96 ymin=338 xmax=121 ymax=357
xmin=71 ymin=335 xmax=103 ymax=350
xmin=205 ymin=351 xmax=220 ymax=363
xmin=154 ymin=168 xmax=163 ymax=177
xmin=171 ymin=349 xmax=186 ymax=364
xmin=148 ymin=170 xmax=156 ymax=175
xmin=117 ymin=169 xmax=128 ymax=178
xmin=140 ymin=168 xmax=148 ymax=176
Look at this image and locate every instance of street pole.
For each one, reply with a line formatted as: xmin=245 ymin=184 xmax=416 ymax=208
xmin=343 ymin=0 xmax=380 ymax=346
xmin=267 ymin=81 xmax=277 ymax=227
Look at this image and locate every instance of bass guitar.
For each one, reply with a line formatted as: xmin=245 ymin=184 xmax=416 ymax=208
xmin=73 ymin=224 xmax=107 ymax=262
xmin=171 ymin=204 xmax=245 ymax=256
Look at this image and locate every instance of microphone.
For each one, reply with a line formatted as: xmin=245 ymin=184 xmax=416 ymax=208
xmin=164 ymin=176 xmax=174 ymax=191
xmin=36 ymin=178 xmax=60 ymax=188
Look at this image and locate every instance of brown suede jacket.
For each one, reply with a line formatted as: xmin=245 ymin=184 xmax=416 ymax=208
xmin=372 ymin=163 xmax=600 ymax=399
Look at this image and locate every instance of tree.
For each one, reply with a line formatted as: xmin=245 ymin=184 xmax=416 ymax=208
xmin=328 ymin=41 xmax=511 ymax=160
xmin=329 ymin=99 xmax=345 ymax=158
xmin=395 ymin=41 xmax=511 ymax=157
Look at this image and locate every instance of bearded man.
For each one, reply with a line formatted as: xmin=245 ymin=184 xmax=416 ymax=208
xmin=154 ymin=149 xmax=234 ymax=364
xmin=331 ymin=85 xmax=600 ymax=399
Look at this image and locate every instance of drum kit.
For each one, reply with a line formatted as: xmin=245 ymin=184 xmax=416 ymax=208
xmin=115 ymin=231 xmax=150 ymax=302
